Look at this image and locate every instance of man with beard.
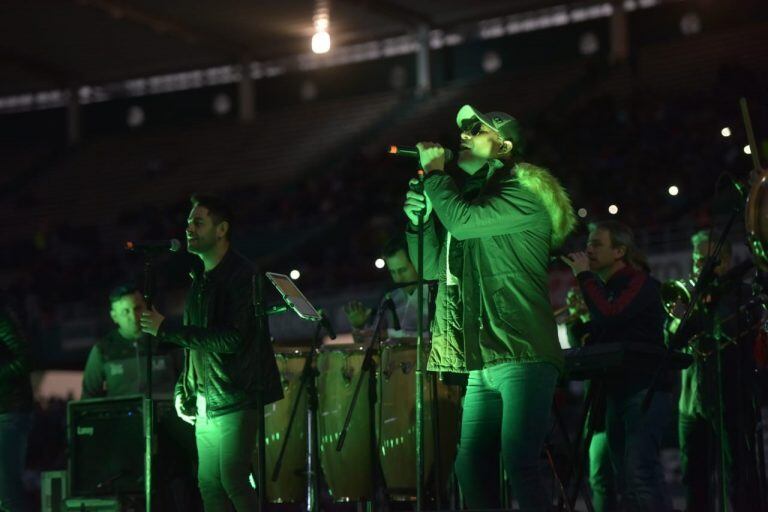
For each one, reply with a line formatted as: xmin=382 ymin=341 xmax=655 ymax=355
xmin=344 ymin=237 xmax=430 ymax=341
xmin=141 ymin=194 xmax=282 ymax=512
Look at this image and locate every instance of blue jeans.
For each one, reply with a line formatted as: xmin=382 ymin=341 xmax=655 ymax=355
xmin=605 ymin=389 xmax=672 ymax=512
xmin=454 ymin=362 xmax=558 ymax=512
xmin=0 ymin=412 xmax=31 ymax=512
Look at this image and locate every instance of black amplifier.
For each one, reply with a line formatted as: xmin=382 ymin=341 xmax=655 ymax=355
xmin=67 ymin=395 xmax=182 ymax=498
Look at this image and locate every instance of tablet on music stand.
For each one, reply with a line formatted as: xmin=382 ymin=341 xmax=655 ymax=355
xmin=265 ymin=272 xmax=322 ymax=321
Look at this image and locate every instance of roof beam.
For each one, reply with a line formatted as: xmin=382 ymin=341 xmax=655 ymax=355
xmin=0 ymin=47 xmax=75 ymax=86
xmin=73 ymin=0 xmax=252 ymax=59
xmin=336 ymin=0 xmax=433 ymax=27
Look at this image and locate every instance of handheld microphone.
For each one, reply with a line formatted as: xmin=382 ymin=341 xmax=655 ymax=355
xmin=124 ymin=239 xmax=182 ymax=253
xmin=388 ymin=145 xmax=454 ymax=162
xmin=383 ymin=295 xmax=401 ymax=330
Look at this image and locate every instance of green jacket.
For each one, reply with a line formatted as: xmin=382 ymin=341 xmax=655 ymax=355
xmin=407 ymin=162 xmax=574 ymax=374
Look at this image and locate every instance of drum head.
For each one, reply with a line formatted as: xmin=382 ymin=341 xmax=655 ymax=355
xmin=746 ymin=169 xmax=768 ymax=271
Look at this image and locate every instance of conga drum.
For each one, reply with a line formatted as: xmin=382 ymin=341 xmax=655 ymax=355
xmin=258 ymin=346 xmax=309 ymax=503
xmin=378 ymin=340 xmax=462 ymax=499
xmin=316 ymin=344 xmax=376 ymax=501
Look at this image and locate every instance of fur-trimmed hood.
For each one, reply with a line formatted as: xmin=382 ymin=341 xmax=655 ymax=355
xmin=513 ymin=162 xmax=576 ymax=248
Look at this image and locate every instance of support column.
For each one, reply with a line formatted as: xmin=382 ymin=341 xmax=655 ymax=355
xmin=610 ymin=0 xmax=629 ymax=64
xmin=239 ymin=58 xmax=255 ymax=123
xmin=415 ymin=24 xmax=432 ymax=97
xmin=67 ymin=85 xmax=81 ymax=146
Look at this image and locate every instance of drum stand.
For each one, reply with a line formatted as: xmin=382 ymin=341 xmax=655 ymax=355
xmin=271 ymin=320 xmax=328 ymax=512
xmin=337 ymin=300 xmax=392 ymax=509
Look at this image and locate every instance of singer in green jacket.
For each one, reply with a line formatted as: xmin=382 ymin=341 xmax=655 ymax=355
xmin=404 ymin=104 xmax=575 ymax=511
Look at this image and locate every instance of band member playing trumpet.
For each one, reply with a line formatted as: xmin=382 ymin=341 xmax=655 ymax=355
xmin=563 ymin=220 xmax=672 ymax=511
xmin=668 ymin=230 xmax=762 ymax=511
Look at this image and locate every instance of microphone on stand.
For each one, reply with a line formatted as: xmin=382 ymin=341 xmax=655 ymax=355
xmin=319 ymin=310 xmax=337 ymax=340
xmin=388 ymin=145 xmax=455 ymax=162
xmin=124 ymin=239 xmax=182 ymax=253
xmin=383 ymin=295 xmax=402 ymax=331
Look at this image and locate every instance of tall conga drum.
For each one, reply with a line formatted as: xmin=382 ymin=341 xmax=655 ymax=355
xmin=378 ymin=340 xmax=462 ymax=499
xmin=316 ymin=344 xmax=376 ymax=501
xmin=257 ymin=346 xmax=309 ymax=503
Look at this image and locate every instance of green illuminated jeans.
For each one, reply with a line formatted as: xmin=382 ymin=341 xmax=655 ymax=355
xmin=589 ymin=431 xmax=618 ymax=512
xmin=454 ymin=361 xmax=558 ymax=512
xmin=195 ymin=402 xmax=258 ymax=512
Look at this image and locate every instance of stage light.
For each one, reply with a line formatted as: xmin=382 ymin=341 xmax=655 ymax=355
xmin=312 ymin=30 xmax=331 ymax=54
xmin=608 ymin=204 xmax=619 ymax=215
xmin=290 ymin=269 xmax=301 ymax=280
xmin=744 ymin=145 xmax=752 ymax=155
xmin=721 ymin=127 xmax=731 ymax=138
xmin=375 ymin=258 xmax=386 ymax=269
xmin=577 ymin=208 xmax=588 ymax=218
xmin=668 ymin=185 xmax=679 ymax=196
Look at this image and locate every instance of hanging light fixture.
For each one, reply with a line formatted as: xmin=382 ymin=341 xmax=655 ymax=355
xmin=312 ymin=0 xmax=331 ymax=54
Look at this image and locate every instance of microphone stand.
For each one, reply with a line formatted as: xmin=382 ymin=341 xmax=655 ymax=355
xmin=141 ymin=256 xmax=156 ymax=512
xmin=253 ymin=273 xmax=267 ymax=512
xmin=335 ymin=299 xmax=389 ymax=508
xmin=414 ymin=169 xmax=427 ymax=512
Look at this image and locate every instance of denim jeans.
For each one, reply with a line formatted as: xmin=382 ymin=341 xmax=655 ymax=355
xmin=589 ymin=431 xmax=618 ymax=512
xmin=0 ymin=412 xmax=31 ymax=512
xmin=605 ymin=389 xmax=672 ymax=512
xmin=195 ymin=401 xmax=258 ymax=512
xmin=454 ymin=361 xmax=558 ymax=512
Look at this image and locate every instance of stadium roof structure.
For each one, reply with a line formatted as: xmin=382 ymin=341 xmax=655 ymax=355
xmin=0 ymin=0 xmax=583 ymax=96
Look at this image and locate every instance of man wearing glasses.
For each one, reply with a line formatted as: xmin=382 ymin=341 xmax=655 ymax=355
xmin=403 ymin=104 xmax=576 ymax=511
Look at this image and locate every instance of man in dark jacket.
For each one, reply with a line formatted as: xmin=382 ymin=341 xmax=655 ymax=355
xmin=404 ymin=104 xmax=576 ymax=511
xmin=0 ymin=298 xmax=33 ymax=512
xmin=82 ymin=284 xmax=180 ymax=399
xmin=565 ymin=220 xmax=672 ymax=511
xmin=141 ymin=194 xmax=282 ymax=512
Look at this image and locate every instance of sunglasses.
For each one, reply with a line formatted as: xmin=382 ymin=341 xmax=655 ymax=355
xmin=461 ymin=120 xmax=485 ymax=136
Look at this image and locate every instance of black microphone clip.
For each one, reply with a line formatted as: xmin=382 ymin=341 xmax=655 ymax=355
xmin=383 ymin=294 xmax=401 ymax=331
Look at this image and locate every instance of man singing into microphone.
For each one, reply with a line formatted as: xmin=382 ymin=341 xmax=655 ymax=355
xmin=403 ymin=104 xmax=576 ymax=510
xmin=140 ymin=194 xmax=282 ymax=512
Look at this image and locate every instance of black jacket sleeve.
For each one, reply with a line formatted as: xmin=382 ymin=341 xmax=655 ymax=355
xmin=157 ymin=269 xmax=253 ymax=354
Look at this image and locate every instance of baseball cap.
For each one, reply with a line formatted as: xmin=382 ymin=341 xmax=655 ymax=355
xmin=456 ymin=104 xmax=525 ymax=154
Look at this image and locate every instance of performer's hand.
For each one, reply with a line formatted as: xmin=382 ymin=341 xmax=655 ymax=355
xmin=404 ymin=179 xmax=433 ymax=225
xmin=343 ymin=300 xmax=372 ymax=330
xmin=140 ymin=307 xmax=165 ymax=336
xmin=416 ymin=142 xmax=446 ymax=173
xmin=175 ymin=395 xmax=196 ymax=426
xmin=562 ymin=252 xmax=591 ymax=276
